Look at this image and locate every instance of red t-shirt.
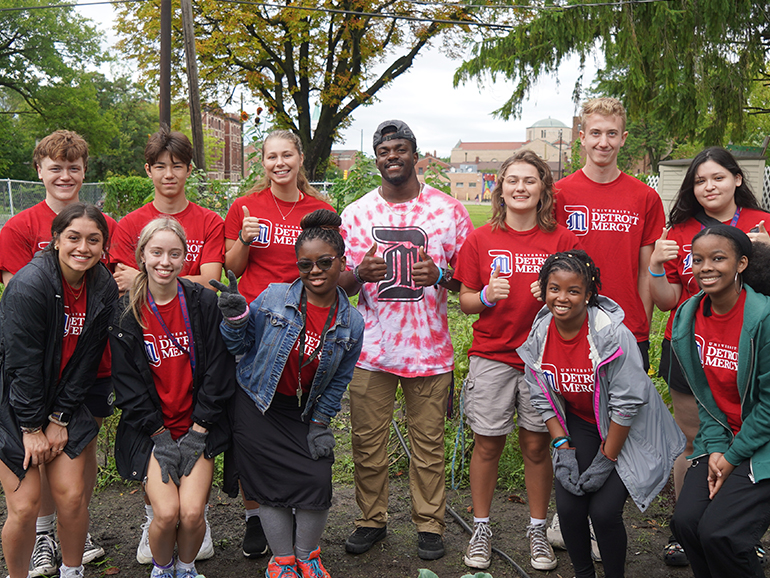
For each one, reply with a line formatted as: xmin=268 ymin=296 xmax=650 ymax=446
xmin=454 ymin=223 xmax=579 ymax=370
xmin=142 ymin=295 xmax=194 ymax=440
xmin=0 ymin=200 xmax=117 ymax=378
xmin=542 ymin=317 xmax=596 ymax=424
xmin=662 ymin=207 xmax=769 ymax=339
xmin=112 ymin=202 xmax=225 ymax=276
xmin=224 ymin=189 xmax=333 ymax=303
xmin=61 ymin=279 xmax=88 ymax=378
xmin=694 ymin=291 xmax=745 ymax=435
xmin=555 ymin=170 xmax=665 ymax=342
xmin=276 ymin=300 xmax=337 ymax=397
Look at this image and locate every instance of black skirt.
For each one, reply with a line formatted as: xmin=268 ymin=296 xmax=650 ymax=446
xmin=229 ymin=386 xmax=333 ymax=510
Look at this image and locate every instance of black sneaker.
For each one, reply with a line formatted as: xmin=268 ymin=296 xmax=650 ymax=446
xmin=417 ymin=532 xmax=445 ymax=560
xmin=663 ymin=538 xmax=689 ymax=567
xmin=242 ymin=516 xmax=269 ymax=558
xmin=345 ymin=526 xmax=387 ymax=554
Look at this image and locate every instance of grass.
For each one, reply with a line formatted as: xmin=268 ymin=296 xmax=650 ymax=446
xmin=463 ymin=202 xmax=492 ymax=229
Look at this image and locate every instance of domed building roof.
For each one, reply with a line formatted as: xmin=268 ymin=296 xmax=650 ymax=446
xmin=528 ymin=117 xmax=568 ymax=128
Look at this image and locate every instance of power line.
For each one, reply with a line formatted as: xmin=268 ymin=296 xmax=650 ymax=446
xmin=0 ymin=0 xmax=676 ymax=30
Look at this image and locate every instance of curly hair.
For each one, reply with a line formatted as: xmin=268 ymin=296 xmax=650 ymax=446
xmin=538 ymin=250 xmax=602 ymax=307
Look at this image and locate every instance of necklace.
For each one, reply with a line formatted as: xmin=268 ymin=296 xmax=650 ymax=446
xmin=272 ymin=190 xmax=302 ymax=221
xmin=380 ymin=183 xmax=423 ymax=216
xmin=65 ymin=279 xmax=85 ymax=300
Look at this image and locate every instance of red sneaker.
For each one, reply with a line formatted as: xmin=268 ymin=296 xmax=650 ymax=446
xmin=265 ymin=555 xmax=300 ymax=578
xmin=295 ymin=548 xmax=331 ymax=578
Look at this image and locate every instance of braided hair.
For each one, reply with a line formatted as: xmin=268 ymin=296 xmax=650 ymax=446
xmin=538 ymin=250 xmax=602 ymax=307
xmin=295 ymin=209 xmax=345 ymax=257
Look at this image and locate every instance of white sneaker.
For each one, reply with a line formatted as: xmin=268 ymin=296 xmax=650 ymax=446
xmin=82 ymin=533 xmax=104 ymax=564
xmin=29 ymin=532 xmax=60 ymax=577
xmin=589 ymin=517 xmax=601 ymax=562
xmin=195 ymin=518 xmax=214 ymax=561
xmin=547 ymin=513 xmax=565 ymax=549
xmin=527 ymin=523 xmax=557 ymax=571
xmin=136 ymin=518 xmax=153 ymax=564
xmin=58 ymin=565 xmax=84 ymax=578
xmin=547 ymin=513 xmax=601 ymax=561
xmin=463 ymin=521 xmax=493 ymax=569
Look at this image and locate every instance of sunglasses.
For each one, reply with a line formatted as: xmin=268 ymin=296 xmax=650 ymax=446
xmin=296 ymin=256 xmax=338 ymax=274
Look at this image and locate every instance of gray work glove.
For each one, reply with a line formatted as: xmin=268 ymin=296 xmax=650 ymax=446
xmin=210 ymin=270 xmax=248 ymax=327
xmin=307 ymin=422 xmax=335 ymax=460
xmin=152 ymin=430 xmax=181 ymax=486
xmin=553 ymin=447 xmax=584 ymax=496
xmin=178 ymin=428 xmax=208 ymax=477
xmin=578 ymin=448 xmax=616 ymax=493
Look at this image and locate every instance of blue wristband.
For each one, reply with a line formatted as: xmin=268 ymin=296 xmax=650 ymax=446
xmin=434 ymin=267 xmax=444 ymax=286
xmin=479 ymin=285 xmax=496 ymax=307
xmin=648 ymin=266 xmax=665 ymax=278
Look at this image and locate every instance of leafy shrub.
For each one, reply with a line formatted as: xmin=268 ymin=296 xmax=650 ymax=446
xmin=103 ymin=176 xmax=154 ymax=219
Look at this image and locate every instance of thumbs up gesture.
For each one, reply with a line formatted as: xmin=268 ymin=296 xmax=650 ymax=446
xmin=412 ymin=247 xmax=440 ymax=286
xmin=748 ymin=220 xmax=770 ymax=245
xmin=484 ymin=262 xmax=510 ymax=303
xmin=650 ymin=227 xmax=679 ymax=273
xmin=356 ymin=242 xmax=387 ymax=284
xmin=239 ymin=206 xmax=261 ymax=245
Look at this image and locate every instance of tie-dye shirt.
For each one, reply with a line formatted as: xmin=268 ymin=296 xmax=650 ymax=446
xmin=341 ymin=185 xmax=473 ymax=378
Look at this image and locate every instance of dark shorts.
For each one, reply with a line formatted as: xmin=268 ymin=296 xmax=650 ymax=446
xmin=637 ymin=340 xmax=650 ymax=373
xmin=658 ymin=338 xmax=692 ymax=395
xmin=83 ymin=376 xmax=115 ymax=418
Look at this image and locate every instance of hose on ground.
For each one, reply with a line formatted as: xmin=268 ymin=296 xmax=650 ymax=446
xmin=391 ymin=418 xmax=533 ymax=578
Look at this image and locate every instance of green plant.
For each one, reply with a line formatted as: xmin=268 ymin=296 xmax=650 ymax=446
xmin=103 ymin=175 xmax=154 ymax=219
xmin=328 ymin=152 xmax=380 ymax=213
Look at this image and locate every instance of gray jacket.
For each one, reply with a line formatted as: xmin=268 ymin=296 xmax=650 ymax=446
xmin=517 ymin=296 xmax=684 ymax=511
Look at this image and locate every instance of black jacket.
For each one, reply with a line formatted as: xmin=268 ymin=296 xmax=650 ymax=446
xmin=109 ymin=278 xmax=236 ymax=481
xmin=0 ymin=251 xmax=117 ymax=481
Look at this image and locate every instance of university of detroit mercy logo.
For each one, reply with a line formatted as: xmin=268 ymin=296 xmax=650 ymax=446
xmin=144 ymin=335 xmax=162 ymax=367
xmin=541 ymin=363 xmax=559 ymax=393
xmin=564 ymin=205 xmax=589 ymax=236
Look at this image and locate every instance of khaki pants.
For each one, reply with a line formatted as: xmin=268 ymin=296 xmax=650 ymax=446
xmin=349 ymin=367 xmax=450 ymax=535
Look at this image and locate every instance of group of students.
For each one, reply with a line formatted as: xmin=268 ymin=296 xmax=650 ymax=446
xmin=0 ymin=127 xmax=353 ymax=578
xmin=0 ymin=95 xmax=769 ymax=578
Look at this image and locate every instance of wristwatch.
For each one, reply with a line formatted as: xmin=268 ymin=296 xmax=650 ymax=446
xmin=435 ymin=267 xmax=454 ymax=286
xmin=49 ymin=411 xmax=71 ymax=427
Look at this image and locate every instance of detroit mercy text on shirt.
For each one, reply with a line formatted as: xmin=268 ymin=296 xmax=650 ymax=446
xmin=564 ymin=206 xmax=641 ymax=235
xmin=144 ymin=330 xmax=190 ymax=367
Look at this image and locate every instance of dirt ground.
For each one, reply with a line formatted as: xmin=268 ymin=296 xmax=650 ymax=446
xmin=1 ymin=474 xmax=721 ymax=578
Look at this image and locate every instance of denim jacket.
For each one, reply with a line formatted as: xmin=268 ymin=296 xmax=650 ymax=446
xmin=220 ymin=280 xmax=364 ymax=425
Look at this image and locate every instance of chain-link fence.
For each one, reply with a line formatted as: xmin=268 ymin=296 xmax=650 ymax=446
xmin=0 ymin=180 xmax=105 ymax=226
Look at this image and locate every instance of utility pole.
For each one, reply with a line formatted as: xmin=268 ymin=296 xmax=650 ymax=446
xmin=159 ymin=0 xmax=171 ymax=128
xmin=181 ymin=0 xmax=206 ymax=172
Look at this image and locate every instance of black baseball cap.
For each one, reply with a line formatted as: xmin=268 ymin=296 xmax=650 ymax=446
xmin=373 ymin=120 xmax=417 ymax=152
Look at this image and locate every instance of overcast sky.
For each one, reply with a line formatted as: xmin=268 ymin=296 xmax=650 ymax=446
xmin=78 ymin=2 xmax=599 ymax=158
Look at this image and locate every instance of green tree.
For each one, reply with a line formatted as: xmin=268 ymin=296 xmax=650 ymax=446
xmin=455 ymin=0 xmax=769 ymax=146
xmin=617 ymin=116 xmax=672 ymax=174
xmin=0 ymin=0 xmax=104 ymax=112
xmin=423 ymin=159 xmax=451 ymax=194
xmin=115 ymin=0 xmax=478 ymax=180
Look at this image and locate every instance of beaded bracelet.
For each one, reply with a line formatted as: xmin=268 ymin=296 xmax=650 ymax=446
xmin=479 ymin=285 xmax=496 ymax=307
xmin=648 ymin=266 xmax=665 ymax=278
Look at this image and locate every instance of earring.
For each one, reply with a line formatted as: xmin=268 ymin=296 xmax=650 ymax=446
xmin=735 ymin=271 xmax=743 ymax=294
xmin=500 ymin=198 xmax=505 ymax=207
xmin=585 ymin=300 xmax=589 ymax=304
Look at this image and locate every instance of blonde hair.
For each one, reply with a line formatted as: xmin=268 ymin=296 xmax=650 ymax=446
xmin=580 ymin=97 xmax=627 ymax=132
xmin=489 ymin=150 xmax=556 ymax=233
xmin=126 ymin=217 xmax=187 ymax=327
xmin=245 ymin=130 xmax=324 ymax=200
